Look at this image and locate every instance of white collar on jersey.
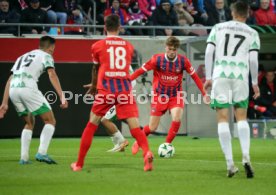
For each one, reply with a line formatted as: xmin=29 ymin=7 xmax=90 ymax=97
xmin=165 ymin=54 xmax=177 ymax=62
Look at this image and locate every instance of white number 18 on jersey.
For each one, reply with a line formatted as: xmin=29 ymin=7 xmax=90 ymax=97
xmin=107 ymin=46 xmax=126 ymax=69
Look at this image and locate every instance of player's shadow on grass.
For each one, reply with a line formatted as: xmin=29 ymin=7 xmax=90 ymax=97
xmin=87 ymin=163 xmax=141 ymax=171
xmin=184 ymin=168 xmax=226 ymax=178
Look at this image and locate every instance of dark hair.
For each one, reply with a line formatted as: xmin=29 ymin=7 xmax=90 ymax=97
xmin=230 ymin=1 xmax=249 ymax=18
xmin=166 ymin=36 xmax=180 ymax=49
xmin=105 ymin=14 xmax=120 ymax=32
xmin=39 ymin=36 xmax=55 ymax=49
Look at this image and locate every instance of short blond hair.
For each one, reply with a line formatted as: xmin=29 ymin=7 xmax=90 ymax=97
xmin=166 ymin=36 xmax=180 ymax=49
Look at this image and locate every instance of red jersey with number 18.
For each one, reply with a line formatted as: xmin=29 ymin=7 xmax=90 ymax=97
xmin=91 ymin=35 xmax=134 ymax=93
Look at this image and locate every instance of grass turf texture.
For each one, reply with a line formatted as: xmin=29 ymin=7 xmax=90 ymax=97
xmin=0 ymin=137 xmax=276 ymax=195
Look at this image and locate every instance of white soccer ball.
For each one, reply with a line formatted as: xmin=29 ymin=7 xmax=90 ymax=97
xmin=158 ymin=143 xmax=175 ymax=158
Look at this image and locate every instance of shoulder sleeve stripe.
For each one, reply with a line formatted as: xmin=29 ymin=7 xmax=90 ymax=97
xmin=249 ymin=49 xmax=259 ymax=52
xmin=142 ymin=66 xmax=147 ymax=71
xmin=189 ymin=70 xmax=195 ymax=75
xmin=207 ymin=42 xmax=216 ymax=46
xmin=45 ymin=67 xmax=55 ymax=71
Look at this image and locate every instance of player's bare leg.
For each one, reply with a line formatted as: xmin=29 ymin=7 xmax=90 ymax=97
xmin=132 ymin=116 xmax=161 ymax=155
xmin=217 ymin=108 xmax=238 ymax=177
xmin=35 ymin=110 xmax=57 ymax=164
xmin=165 ymin=107 xmax=183 ymax=143
xmin=234 ymin=107 xmax=253 ymax=178
xmin=19 ymin=113 xmax=35 ymax=164
xmin=71 ymin=112 xmax=102 ymax=171
xmin=148 ymin=116 xmax=161 ymax=134
xmin=126 ymin=117 xmax=153 ymax=171
xmin=101 ymin=118 xmax=129 ymax=152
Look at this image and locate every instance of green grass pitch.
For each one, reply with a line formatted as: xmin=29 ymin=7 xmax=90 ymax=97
xmin=0 ymin=136 xmax=276 ymax=195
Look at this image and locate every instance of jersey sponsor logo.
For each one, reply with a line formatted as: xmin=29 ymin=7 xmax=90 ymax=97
xmin=13 ymin=72 xmax=33 ymax=79
xmin=105 ymin=71 xmax=126 ymax=77
xmin=161 ymin=75 xmax=178 ymax=81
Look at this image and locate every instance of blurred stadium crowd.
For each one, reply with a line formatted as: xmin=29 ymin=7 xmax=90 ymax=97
xmin=0 ymin=0 xmax=276 ymax=35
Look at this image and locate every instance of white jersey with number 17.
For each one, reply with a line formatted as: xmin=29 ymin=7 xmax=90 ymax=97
xmin=207 ymin=20 xmax=260 ymax=83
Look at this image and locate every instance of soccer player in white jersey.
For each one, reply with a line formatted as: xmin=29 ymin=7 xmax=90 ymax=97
xmin=83 ymin=67 xmax=137 ymax=152
xmin=0 ymin=36 xmax=68 ymax=164
xmin=204 ymin=1 xmax=260 ymax=178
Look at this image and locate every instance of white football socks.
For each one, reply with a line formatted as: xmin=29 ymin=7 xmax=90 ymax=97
xmin=21 ymin=129 xmax=33 ymax=161
xmin=237 ymin=120 xmax=250 ymax=164
xmin=112 ymin=131 xmax=125 ymax=146
xmin=38 ymin=124 xmax=55 ymax=155
xmin=218 ymin=122 xmax=234 ymax=170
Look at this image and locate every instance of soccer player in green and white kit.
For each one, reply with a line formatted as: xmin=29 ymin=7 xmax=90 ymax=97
xmin=84 ymin=66 xmax=136 ymax=152
xmin=0 ymin=36 xmax=68 ymax=164
xmin=204 ymin=1 xmax=260 ymax=178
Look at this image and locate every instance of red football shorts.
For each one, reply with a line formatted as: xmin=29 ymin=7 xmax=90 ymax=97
xmin=92 ymin=90 xmax=138 ymax=119
xmin=150 ymin=95 xmax=184 ymax=116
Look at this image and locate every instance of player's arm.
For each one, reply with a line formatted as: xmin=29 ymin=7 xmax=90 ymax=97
xmin=204 ymin=43 xmax=216 ymax=91
xmin=47 ymin=68 xmax=68 ymax=109
xmin=130 ymin=67 xmax=147 ymax=81
xmin=91 ymin=63 xmax=99 ymax=96
xmin=190 ymin=73 xmax=206 ymax=96
xmin=249 ymin=32 xmax=261 ymax=100
xmin=130 ymin=57 xmax=155 ymax=81
xmin=86 ymin=63 xmax=99 ymax=96
xmin=249 ymin=50 xmax=260 ymax=99
xmin=0 ymin=75 xmax=12 ymax=118
xmin=185 ymin=58 xmax=206 ymax=96
xmin=87 ymin=44 xmax=100 ymax=95
xmin=204 ymin=25 xmax=216 ymax=91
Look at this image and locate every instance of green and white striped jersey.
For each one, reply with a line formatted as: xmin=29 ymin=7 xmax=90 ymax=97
xmin=207 ymin=20 xmax=260 ymax=83
xmin=10 ymin=49 xmax=54 ymax=89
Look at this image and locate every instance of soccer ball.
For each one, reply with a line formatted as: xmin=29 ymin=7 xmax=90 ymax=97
xmin=158 ymin=143 xmax=175 ymax=158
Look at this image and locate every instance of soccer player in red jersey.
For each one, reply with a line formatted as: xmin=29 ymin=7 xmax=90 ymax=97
xmin=130 ymin=36 xmax=208 ymax=155
xmin=71 ymin=14 xmax=153 ymax=172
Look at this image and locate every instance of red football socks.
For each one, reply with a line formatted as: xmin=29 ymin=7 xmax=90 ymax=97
xmin=130 ymin=127 xmax=149 ymax=156
xmin=166 ymin=121 xmax=181 ymax=143
xmin=143 ymin=125 xmax=151 ymax=136
xmin=76 ymin=122 xmax=98 ymax=167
